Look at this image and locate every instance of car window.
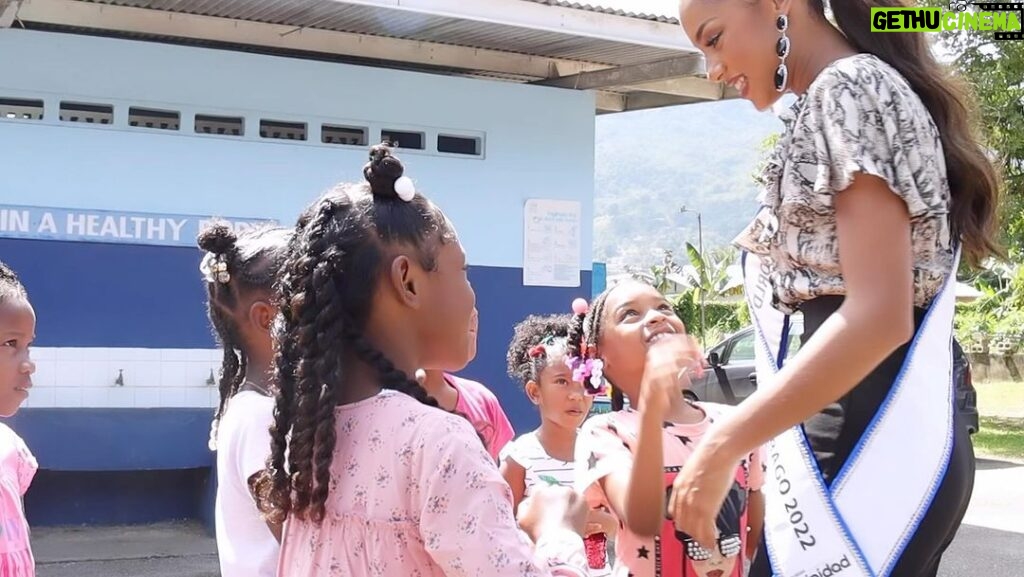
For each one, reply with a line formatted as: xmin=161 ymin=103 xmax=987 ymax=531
xmin=783 ymin=321 xmax=804 ymax=362
xmin=728 ymin=332 xmax=756 ymax=363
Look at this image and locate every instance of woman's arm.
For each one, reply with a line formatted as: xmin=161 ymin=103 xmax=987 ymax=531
xmin=671 ymin=173 xmax=917 ymax=547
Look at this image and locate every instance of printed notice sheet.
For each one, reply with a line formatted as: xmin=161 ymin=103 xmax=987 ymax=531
xmin=523 ymin=199 xmax=581 ymax=287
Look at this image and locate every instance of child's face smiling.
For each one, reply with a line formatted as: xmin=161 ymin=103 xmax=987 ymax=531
xmin=597 ymin=281 xmax=687 ymax=400
xmin=0 ymin=298 xmax=36 ymax=417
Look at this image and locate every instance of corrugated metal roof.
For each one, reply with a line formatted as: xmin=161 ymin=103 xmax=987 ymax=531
xmin=23 ymin=0 xmax=730 ymax=112
xmin=78 ymin=0 xmax=682 ymax=66
xmin=526 ymin=0 xmax=680 ymax=24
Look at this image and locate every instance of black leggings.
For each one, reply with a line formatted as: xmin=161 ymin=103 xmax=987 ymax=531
xmin=749 ymin=296 xmax=975 ymax=577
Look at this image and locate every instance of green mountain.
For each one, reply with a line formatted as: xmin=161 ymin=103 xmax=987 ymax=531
xmin=594 ymin=98 xmax=785 ymax=272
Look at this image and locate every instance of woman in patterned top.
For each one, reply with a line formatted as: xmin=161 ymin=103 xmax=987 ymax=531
xmin=670 ymin=2 xmax=1002 ymax=577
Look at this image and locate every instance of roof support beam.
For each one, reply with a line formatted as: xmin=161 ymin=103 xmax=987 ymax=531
xmin=596 ymin=89 xmax=735 ymax=114
xmin=533 ymin=54 xmax=705 ymax=89
xmin=595 ymin=91 xmax=626 ymax=113
xmin=622 ymin=91 xmax=711 ymax=112
xmin=1 ymin=1 xmax=20 ymax=28
xmin=16 ymin=0 xmax=611 ymax=79
xmin=625 ymin=77 xmax=739 ymax=101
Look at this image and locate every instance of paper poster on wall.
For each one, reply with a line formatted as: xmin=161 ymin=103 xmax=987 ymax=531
xmin=0 ymin=204 xmax=276 ymax=248
xmin=523 ymin=199 xmax=581 ymax=287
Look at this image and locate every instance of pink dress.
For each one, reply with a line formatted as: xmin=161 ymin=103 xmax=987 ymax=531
xmin=277 ymin=390 xmax=589 ymax=577
xmin=574 ymin=404 xmax=764 ymax=577
xmin=448 ymin=374 xmax=516 ymax=461
xmin=0 ymin=423 xmax=37 ymax=577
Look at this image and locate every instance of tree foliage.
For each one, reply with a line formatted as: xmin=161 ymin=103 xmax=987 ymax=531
xmin=919 ymin=0 xmax=1024 ymax=258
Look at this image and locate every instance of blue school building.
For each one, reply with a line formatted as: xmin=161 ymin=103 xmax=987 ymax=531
xmin=0 ymin=0 xmax=733 ymax=528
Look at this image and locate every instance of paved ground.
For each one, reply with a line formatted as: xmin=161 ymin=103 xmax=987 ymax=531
xmin=35 ymin=521 xmax=218 ymax=577
xmin=32 ymin=458 xmax=1024 ymax=577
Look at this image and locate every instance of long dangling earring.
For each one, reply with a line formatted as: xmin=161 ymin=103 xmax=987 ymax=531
xmin=774 ymin=14 xmax=791 ymax=92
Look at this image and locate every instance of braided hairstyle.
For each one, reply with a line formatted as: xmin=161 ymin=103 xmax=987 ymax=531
xmin=0 ymin=261 xmax=28 ymax=305
xmin=568 ymin=287 xmax=622 ymax=409
xmin=506 ymin=314 xmax=572 ymax=387
xmin=198 ymin=222 xmax=292 ymax=451
xmin=259 ymin=143 xmax=458 ymax=525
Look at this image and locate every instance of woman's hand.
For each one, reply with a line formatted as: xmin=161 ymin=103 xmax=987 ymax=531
xmin=667 ymin=430 xmax=739 ymax=551
xmin=517 ymin=485 xmax=589 ymax=542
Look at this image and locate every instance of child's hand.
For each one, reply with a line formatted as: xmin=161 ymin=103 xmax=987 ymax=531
xmin=640 ymin=333 xmax=704 ymax=419
xmin=585 ymin=508 xmax=619 ymax=536
xmin=517 ymin=485 xmax=589 ymax=541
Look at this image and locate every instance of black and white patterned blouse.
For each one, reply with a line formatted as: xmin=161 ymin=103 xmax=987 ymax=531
xmin=735 ymin=53 xmax=955 ymax=315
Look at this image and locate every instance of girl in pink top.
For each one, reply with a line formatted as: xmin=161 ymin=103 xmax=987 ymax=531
xmin=257 ymin=144 xmax=591 ymax=577
xmin=422 ymin=308 xmax=516 ymax=461
xmin=0 ymin=261 xmax=39 ymax=577
xmin=571 ymin=281 xmax=766 ymax=577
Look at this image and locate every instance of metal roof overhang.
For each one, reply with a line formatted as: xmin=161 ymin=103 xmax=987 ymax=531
xmin=1 ymin=0 xmax=739 ymax=113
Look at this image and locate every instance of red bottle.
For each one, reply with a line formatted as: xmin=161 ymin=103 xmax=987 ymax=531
xmin=584 ymin=533 xmax=607 ymax=569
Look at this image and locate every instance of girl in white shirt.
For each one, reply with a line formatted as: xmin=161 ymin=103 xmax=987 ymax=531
xmin=198 ymin=221 xmax=291 ymax=577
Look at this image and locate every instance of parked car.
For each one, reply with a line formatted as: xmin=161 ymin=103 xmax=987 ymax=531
xmin=687 ymin=317 xmax=980 ymax=435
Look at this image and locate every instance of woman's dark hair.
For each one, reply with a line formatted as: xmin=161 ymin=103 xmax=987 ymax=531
xmin=0 ymin=261 xmax=28 ymax=305
xmin=259 ymin=143 xmax=458 ymax=525
xmin=506 ymin=313 xmax=572 ymax=385
xmin=809 ymin=0 xmax=1002 ymax=266
xmin=198 ymin=222 xmax=292 ymax=450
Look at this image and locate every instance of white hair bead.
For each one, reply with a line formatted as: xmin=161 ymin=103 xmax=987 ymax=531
xmin=394 ymin=176 xmax=416 ymax=202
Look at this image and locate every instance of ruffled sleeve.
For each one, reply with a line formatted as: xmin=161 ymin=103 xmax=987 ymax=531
xmin=499 ymin=434 xmax=530 ymax=469
xmin=803 ymin=59 xmax=949 ymax=220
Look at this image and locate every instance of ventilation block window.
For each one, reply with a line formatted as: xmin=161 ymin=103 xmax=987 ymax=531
xmin=195 ymin=114 xmax=244 ymax=136
xmin=381 ymin=129 xmax=424 ymax=150
xmin=322 ymin=124 xmax=367 ymax=146
xmin=260 ymin=119 xmax=307 ymax=141
xmin=438 ymin=134 xmax=482 ymax=156
xmin=129 ymin=107 xmax=180 ymax=131
xmin=0 ymin=98 xmax=44 ymax=121
xmin=60 ymin=102 xmax=113 ymax=125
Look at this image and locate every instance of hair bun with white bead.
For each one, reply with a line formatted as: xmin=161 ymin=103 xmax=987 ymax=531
xmin=363 ymin=142 xmax=416 ymax=202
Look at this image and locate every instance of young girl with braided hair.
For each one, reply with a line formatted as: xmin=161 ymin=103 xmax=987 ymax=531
xmin=571 ymin=281 xmax=765 ymax=577
xmin=258 ymin=143 xmax=592 ymax=576
xmin=198 ymin=221 xmax=292 ymax=577
xmin=500 ymin=308 xmax=616 ymax=576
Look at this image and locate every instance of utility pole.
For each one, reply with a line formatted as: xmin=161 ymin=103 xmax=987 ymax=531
xmin=680 ymin=206 xmax=706 ymax=349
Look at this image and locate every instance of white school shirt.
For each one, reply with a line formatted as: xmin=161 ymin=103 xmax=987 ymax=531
xmin=501 ymin=430 xmax=613 ymax=577
xmin=214 ymin=391 xmax=279 ymax=577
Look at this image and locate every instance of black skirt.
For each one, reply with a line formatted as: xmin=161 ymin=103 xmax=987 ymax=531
xmin=749 ymin=295 xmax=975 ymax=577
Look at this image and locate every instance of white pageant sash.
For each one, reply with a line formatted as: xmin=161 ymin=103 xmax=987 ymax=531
xmin=743 ymin=250 xmax=958 ymax=577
